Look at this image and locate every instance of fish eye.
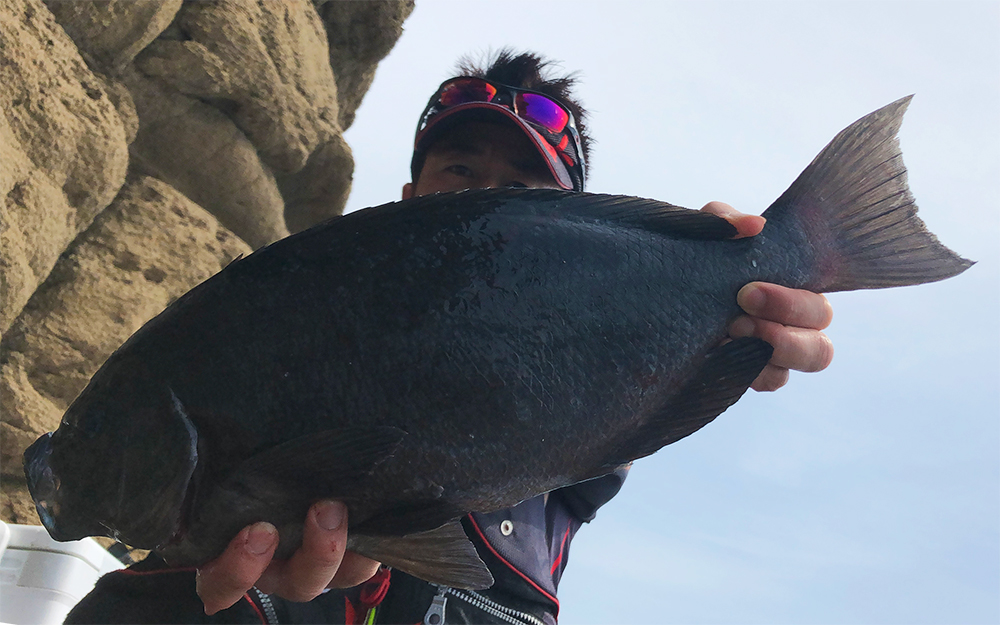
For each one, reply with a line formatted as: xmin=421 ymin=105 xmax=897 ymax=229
xmin=69 ymin=412 xmax=104 ymax=439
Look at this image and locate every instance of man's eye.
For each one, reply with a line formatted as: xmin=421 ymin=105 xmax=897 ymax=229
xmin=446 ymin=164 xmax=473 ymax=177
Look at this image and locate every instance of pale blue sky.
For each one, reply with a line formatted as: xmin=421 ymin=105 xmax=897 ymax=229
xmin=344 ymin=2 xmax=1000 ymax=623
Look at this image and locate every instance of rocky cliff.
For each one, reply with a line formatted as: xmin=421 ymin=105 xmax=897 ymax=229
xmin=1 ymin=0 xmax=414 ymax=525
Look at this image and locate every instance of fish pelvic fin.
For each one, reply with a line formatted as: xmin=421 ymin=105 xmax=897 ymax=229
xmin=352 ymin=500 xmax=468 ymax=536
xmin=606 ymin=337 xmax=773 ymax=466
xmin=762 ymin=95 xmax=973 ymax=292
xmin=349 ymin=522 xmax=494 ymax=590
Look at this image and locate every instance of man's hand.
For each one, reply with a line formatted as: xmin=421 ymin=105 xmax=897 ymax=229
xmin=195 ymin=501 xmax=381 ymax=614
xmin=701 ymin=202 xmax=835 ymax=392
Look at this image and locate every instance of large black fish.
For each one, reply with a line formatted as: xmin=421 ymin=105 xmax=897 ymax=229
xmin=23 ymin=97 xmax=971 ymax=589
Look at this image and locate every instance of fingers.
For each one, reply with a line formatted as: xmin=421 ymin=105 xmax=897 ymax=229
xmin=253 ymin=501 xmax=378 ymax=601
xmin=328 ymin=551 xmax=383 ymax=589
xmin=255 ymin=501 xmax=348 ymax=601
xmin=750 ymin=364 xmax=790 ymax=393
xmin=702 ymin=203 xmax=836 ymax=392
xmin=196 ymin=522 xmax=278 ymax=615
xmin=737 ymin=283 xmax=833 ymax=331
xmin=197 ymin=501 xmax=381 ymax=612
xmin=730 ymin=283 xmax=835 ymax=392
xmin=700 ymin=201 xmax=766 ymax=239
xmin=730 ymin=315 xmax=834 ymax=373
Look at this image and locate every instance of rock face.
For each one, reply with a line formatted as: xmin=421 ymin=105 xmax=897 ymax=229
xmin=1 ymin=0 xmax=414 ymax=526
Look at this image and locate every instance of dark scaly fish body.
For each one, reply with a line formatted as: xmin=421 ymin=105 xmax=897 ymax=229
xmin=23 ymin=97 xmax=971 ymax=589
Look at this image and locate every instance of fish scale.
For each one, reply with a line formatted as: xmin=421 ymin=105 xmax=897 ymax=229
xmin=24 ymin=96 xmax=972 ymax=590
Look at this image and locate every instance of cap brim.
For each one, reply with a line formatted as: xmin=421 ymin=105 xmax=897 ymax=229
xmin=413 ymin=102 xmax=576 ymax=191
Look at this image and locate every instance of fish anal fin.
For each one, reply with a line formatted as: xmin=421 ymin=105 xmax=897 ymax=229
xmin=609 ymin=337 xmax=773 ymax=466
xmin=349 ymin=522 xmax=494 ymax=590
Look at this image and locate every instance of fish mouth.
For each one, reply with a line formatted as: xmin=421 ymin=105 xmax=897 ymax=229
xmin=23 ymin=432 xmax=104 ymax=542
xmin=23 ymin=433 xmax=68 ymax=539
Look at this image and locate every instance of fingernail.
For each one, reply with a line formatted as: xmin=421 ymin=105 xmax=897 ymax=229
xmin=737 ymin=283 xmax=765 ymax=314
xmin=315 ymin=500 xmax=346 ymax=531
xmin=728 ymin=316 xmax=755 ymax=338
xmin=246 ymin=523 xmax=277 ymax=555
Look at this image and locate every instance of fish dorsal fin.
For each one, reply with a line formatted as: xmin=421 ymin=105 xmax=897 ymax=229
xmin=239 ymin=426 xmax=406 ymax=490
xmin=550 ymin=191 xmax=739 ymax=240
xmin=337 ymin=188 xmax=739 ymax=241
xmin=606 ymin=337 xmax=773 ymax=467
xmin=349 ymin=522 xmax=495 ymax=590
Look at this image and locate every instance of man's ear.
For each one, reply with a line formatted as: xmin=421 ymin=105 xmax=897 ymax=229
xmin=402 ymin=182 xmax=414 ymax=200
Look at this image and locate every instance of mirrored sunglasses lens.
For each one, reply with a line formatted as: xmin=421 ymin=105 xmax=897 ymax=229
xmin=517 ymin=93 xmax=569 ymax=133
xmin=439 ymin=79 xmax=498 ymax=107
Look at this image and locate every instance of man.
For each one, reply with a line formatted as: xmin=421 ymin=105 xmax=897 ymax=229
xmin=68 ymin=50 xmax=833 ymax=624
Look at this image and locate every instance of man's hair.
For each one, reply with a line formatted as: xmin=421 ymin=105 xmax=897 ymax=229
xmin=455 ymin=49 xmax=593 ymax=168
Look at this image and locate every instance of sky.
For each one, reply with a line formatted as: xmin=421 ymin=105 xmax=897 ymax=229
xmin=343 ymin=2 xmax=1000 ymax=623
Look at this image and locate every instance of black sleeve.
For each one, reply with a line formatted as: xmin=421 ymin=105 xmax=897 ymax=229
xmin=550 ymin=465 xmax=630 ymax=522
xmin=66 ymin=553 xmax=363 ymax=624
xmin=65 ymin=555 xmax=238 ymax=624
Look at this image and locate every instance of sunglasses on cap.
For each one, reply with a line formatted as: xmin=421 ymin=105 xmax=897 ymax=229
xmin=414 ymin=76 xmax=586 ymax=191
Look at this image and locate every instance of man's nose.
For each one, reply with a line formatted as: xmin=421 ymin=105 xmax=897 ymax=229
xmin=476 ymin=177 xmax=503 ymax=190
xmin=478 ymin=174 xmax=521 ymax=190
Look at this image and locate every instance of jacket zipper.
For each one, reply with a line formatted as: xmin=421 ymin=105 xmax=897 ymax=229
xmin=423 ymin=588 xmax=448 ymax=625
xmin=423 ymin=586 xmax=547 ymax=625
xmin=251 ymin=587 xmax=279 ymax=625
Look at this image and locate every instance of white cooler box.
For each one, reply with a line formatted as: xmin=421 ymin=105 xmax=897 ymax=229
xmin=0 ymin=521 xmax=124 ymax=625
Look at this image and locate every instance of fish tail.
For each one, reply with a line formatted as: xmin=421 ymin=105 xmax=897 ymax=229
xmin=761 ymin=96 xmax=973 ymax=292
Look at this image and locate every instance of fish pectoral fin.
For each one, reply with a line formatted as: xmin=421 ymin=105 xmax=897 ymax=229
xmin=351 ymin=500 xmax=468 ymax=536
xmin=349 ymin=522 xmax=494 ymax=590
xmin=607 ymin=337 xmax=773 ymax=466
xmin=238 ymin=425 xmax=406 ymax=490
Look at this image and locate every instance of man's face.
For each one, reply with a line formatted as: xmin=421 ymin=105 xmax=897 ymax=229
xmin=403 ymin=121 xmax=561 ymax=199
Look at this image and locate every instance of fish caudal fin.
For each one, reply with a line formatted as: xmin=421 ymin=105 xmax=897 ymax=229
xmin=349 ymin=522 xmax=495 ymax=590
xmin=762 ymin=96 xmax=973 ymax=292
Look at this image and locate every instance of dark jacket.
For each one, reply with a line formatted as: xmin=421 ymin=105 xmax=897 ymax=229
xmin=66 ymin=470 xmax=627 ymax=624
